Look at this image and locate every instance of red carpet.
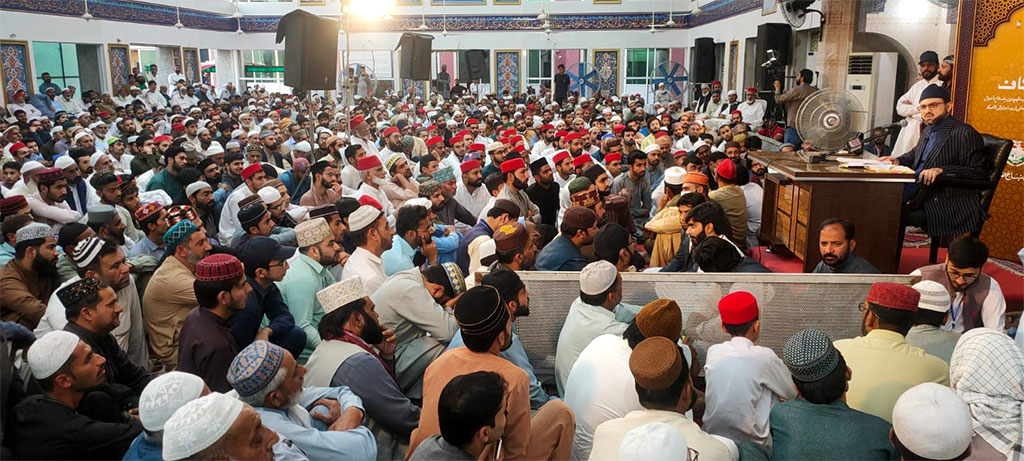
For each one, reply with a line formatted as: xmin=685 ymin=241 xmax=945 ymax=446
xmin=752 ymin=246 xmax=1024 ymax=314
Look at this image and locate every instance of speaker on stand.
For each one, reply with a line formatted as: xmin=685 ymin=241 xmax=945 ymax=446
xmin=397 ymin=33 xmax=434 ymax=81
xmin=275 ymin=10 xmax=339 ymax=90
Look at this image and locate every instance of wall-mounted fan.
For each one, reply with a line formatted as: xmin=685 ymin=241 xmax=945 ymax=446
xmin=650 ymin=61 xmax=689 ymax=102
xmin=568 ymin=62 xmax=606 ymax=98
xmin=795 ymin=89 xmax=869 ymax=150
xmin=779 ymin=0 xmax=823 ymax=34
xmin=340 ymin=63 xmax=378 ymax=100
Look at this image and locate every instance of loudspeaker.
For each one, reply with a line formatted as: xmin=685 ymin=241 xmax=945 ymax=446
xmin=275 ymin=10 xmax=338 ymax=90
xmin=754 ymin=23 xmax=792 ymax=88
xmin=693 ymin=38 xmax=716 ymax=84
xmin=464 ymin=50 xmax=489 ymax=80
xmin=398 ymin=33 xmax=433 ymax=80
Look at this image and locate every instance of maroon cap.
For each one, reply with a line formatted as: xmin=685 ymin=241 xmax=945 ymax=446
xmin=0 ymin=195 xmax=29 ymax=216
xmin=866 ymin=282 xmax=920 ymax=311
xmin=195 ymin=254 xmax=245 ymax=282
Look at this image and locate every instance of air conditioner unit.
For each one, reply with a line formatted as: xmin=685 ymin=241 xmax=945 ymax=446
xmin=845 ymin=52 xmax=898 ymax=128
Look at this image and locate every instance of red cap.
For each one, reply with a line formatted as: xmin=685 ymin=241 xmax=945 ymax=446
xmin=349 ymin=115 xmax=365 ymax=128
xmin=8 ymin=142 xmax=25 ymax=153
xmin=425 ymin=125 xmax=437 ymax=132
xmin=612 ymin=124 xmax=626 ymax=134
xmin=154 ymin=135 xmax=172 ymax=144
xmin=358 ymin=194 xmax=382 ymax=210
xmin=541 ymin=124 xmax=554 ymax=132
xmin=466 ymin=118 xmax=479 ymax=125
xmin=572 ymin=155 xmax=591 ymax=168
xmin=456 ymin=129 xmax=471 ymax=140
xmin=555 ymin=130 xmax=568 ymax=139
xmin=512 ymin=145 xmax=526 ymax=153
xmin=604 ymin=153 xmax=622 ymax=163
xmin=503 ymin=129 xmax=517 ymax=138
xmin=468 ymin=143 xmax=485 ymax=152
xmin=565 ymin=132 xmax=582 ymax=143
xmin=673 ymin=149 xmax=688 ymax=158
xmin=382 ymin=126 xmax=400 ymax=137
xmin=712 ymin=80 xmax=721 ymax=85
xmin=512 ymin=135 xmax=525 ymax=145
xmin=716 ymin=159 xmax=736 ymax=180
xmin=746 ymin=87 xmax=757 ymax=93
xmin=718 ymin=291 xmax=759 ymax=325
xmin=357 ymin=155 xmax=382 ymax=171
xmin=866 ymin=282 xmax=920 ymax=311
xmin=500 ymin=157 xmax=526 ymax=174
xmin=97 ymin=110 xmax=110 ymax=117
xmin=426 ymin=136 xmax=444 ymax=148
xmin=417 ymin=108 xmax=425 ymax=114
xmin=552 ymin=150 xmax=570 ymax=164
xmin=460 ymin=159 xmax=481 ymax=173
xmin=241 ymin=163 xmax=263 ymax=180
xmin=0 ymin=195 xmax=29 ymax=216
xmin=730 ymin=110 xmax=742 ymax=115
xmin=498 ymin=137 xmax=510 ymax=145
xmin=655 ymin=130 xmax=670 ymax=139
xmin=171 ymin=123 xmax=186 ymax=132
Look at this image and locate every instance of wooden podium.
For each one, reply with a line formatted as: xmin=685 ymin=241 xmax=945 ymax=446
xmin=748 ymin=151 xmax=916 ymax=274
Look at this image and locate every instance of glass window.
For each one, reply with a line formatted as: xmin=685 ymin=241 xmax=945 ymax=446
xmin=527 ymin=50 xmax=550 ymax=90
xmin=32 ymin=42 xmax=82 ymax=90
xmin=626 ymin=48 xmax=668 ymax=85
xmin=240 ymin=49 xmax=287 ymax=88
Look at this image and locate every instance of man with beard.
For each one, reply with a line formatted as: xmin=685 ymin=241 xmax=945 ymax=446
xmin=833 ymin=282 xmax=949 ymax=422
xmin=531 ymin=124 xmax=557 ymax=160
xmin=232 ymin=237 xmax=306 ymax=359
xmin=496 ymin=158 xmax=541 ymax=224
xmin=683 ymin=201 xmax=741 ymax=258
xmin=892 ymin=52 xmax=944 ymax=157
xmin=480 ymin=142 xmax=506 ymax=179
xmin=130 ymin=135 xmax=161 ymax=179
xmin=84 ymin=205 xmax=128 ymax=253
xmin=0 ymin=222 xmax=59 ymax=328
xmin=455 ymin=159 xmax=490 ymax=218
xmin=36 ymin=236 xmax=148 ymax=367
xmin=144 ymin=145 xmax=186 ymax=205
xmin=106 ymin=137 xmax=134 ymax=174
xmin=301 ymin=159 xmax=343 ymax=208
xmin=526 ymin=158 xmax=560 ymax=227
xmin=432 ymin=165 xmax=476 ymax=228
xmin=938 ymin=55 xmax=953 ymax=90
xmin=355 ymin=156 xmax=396 ymax=218
xmin=382 ymin=153 xmax=419 ymax=210
xmin=340 ymin=145 xmax=367 ymax=191
xmin=259 ymin=130 xmax=291 ymax=170
xmin=129 ymin=202 xmax=168 ymax=260
xmin=220 ymin=163 xmax=268 ymax=244
xmin=536 ymin=206 xmax=598 ymax=272
xmin=61 ymin=150 xmax=99 ymax=215
xmin=340 ymin=206 xmax=393 ymax=298
xmin=177 ymin=253 xmax=250 ymax=392
xmin=409 ymin=284 xmax=575 ymax=461
xmin=226 ymin=340 xmax=375 ymax=460
xmin=881 ymin=85 xmax=987 ymax=236
xmin=9 ymin=330 xmax=143 ymax=459
xmin=27 ymin=167 xmax=82 ymax=230
xmin=620 ymin=126 xmax=639 ymax=154
xmin=349 ymin=115 xmax=381 ymax=162
xmin=812 ymin=218 xmax=879 ymax=274
xmin=610 ymin=151 xmax=652 ymax=230
xmin=773 ymin=69 xmax=818 ymax=146
xmin=910 ymin=237 xmax=1006 ymax=332
xmin=281 ymin=218 xmax=346 ymax=363
xmin=280 ymin=157 xmax=310 ymax=204
xmin=716 ymin=90 xmax=741 ymax=118
xmin=441 ymin=131 xmax=468 ymax=173
xmin=143 ymin=220 xmax=213 ymax=371
xmin=220 ymin=151 xmax=245 ymax=191
xmin=306 ymin=276 xmax=419 ymax=460
xmin=379 ymin=126 xmax=404 ymax=163
xmin=488 ymin=222 xmax=538 ymax=274
xmin=550 ymin=150 xmax=575 ymax=188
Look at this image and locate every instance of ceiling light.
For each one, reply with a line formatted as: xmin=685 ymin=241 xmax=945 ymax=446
xmin=666 ymin=16 xmax=676 ymax=26
xmin=232 ymin=11 xmax=243 ymax=19
xmin=417 ymin=22 xmax=428 ymax=30
xmin=175 ymin=21 xmax=185 ymax=29
xmin=82 ymin=12 xmax=94 ymax=21
xmin=442 ymin=28 xmax=448 ymax=36
xmin=536 ymin=10 xmax=548 ymax=21
xmin=649 ymin=24 xmax=657 ymax=33
xmin=236 ymin=27 xmax=243 ymax=35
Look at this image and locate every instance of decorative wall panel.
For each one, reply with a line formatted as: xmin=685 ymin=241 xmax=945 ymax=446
xmin=107 ymin=44 xmax=131 ymax=91
xmin=182 ymin=47 xmax=200 ymax=84
xmin=593 ymin=49 xmax=619 ymax=96
xmin=0 ymin=40 xmax=32 ymax=105
xmin=494 ymin=50 xmax=520 ymax=95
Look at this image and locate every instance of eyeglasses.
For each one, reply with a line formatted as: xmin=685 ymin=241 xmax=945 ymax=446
xmin=268 ymin=260 xmax=288 ymax=269
xmin=946 ymin=268 xmax=979 ymax=282
xmin=918 ymin=101 xmax=945 ymax=111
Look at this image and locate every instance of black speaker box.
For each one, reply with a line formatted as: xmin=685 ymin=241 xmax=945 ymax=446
xmin=755 ymin=23 xmax=792 ymax=88
xmin=693 ymin=37 xmax=716 ymax=83
xmin=464 ymin=50 xmax=489 ymax=80
xmin=275 ymin=10 xmax=338 ymax=90
xmin=398 ymin=33 xmax=434 ymax=80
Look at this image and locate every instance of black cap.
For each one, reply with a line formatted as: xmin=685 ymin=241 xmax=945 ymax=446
xmin=593 ymin=222 xmax=630 ymax=262
xmin=237 ymin=200 xmax=268 ymax=229
xmin=529 ymin=158 xmax=548 ymax=175
xmin=919 ymin=50 xmax=939 ymax=65
xmin=919 ymin=84 xmax=950 ymax=103
xmin=239 ymin=236 xmax=296 ymax=272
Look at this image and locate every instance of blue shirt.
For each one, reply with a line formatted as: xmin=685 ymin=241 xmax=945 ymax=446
xmin=447 ymin=329 xmax=556 ymax=410
xmin=535 ymin=235 xmax=586 ymax=271
xmin=231 ymin=276 xmax=302 ymax=349
xmin=255 ymin=386 xmax=376 ymax=461
xmin=127 ymin=236 xmax=163 ymax=261
xmin=0 ymin=242 xmax=15 ymax=267
xmin=381 ymin=235 xmax=417 ymax=276
xmin=432 ymin=226 xmax=461 ymax=266
xmin=122 ymin=434 xmax=161 ymax=461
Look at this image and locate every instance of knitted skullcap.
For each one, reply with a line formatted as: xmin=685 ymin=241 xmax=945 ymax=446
xmin=16 ymin=222 xmax=53 ymax=242
xmin=71 ymin=236 xmax=105 ymax=268
xmin=635 ymin=299 xmax=682 ymax=340
xmin=56 ymin=277 xmax=104 ymax=309
xmin=185 ymin=181 xmax=212 ymax=197
xmin=866 ymin=282 xmax=919 ymax=311
xmin=912 ymin=280 xmax=951 ymax=313
xmin=418 ymin=180 xmax=440 ymax=198
xmin=295 ymin=217 xmax=333 ymax=247
xmin=163 ymin=219 xmax=198 ymax=248
xmin=194 ymin=253 xmax=244 ymax=282
xmin=783 ymin=329 xmax=841 ymax=382
xmin=629 ymin=336 xmax=684 ymax=391
xmin=27 ymin=330 xmax=79 ymax=380
xmin=579 ymin=260 xmax=618 ymax=295
xmin=317 ymin=277 xmax=367 ymax=314
xmin=162 ymin=393 xmax=244 ymax=461
xmin=139 ymin=371 xmax=206 ymax=432
xmin=227 ymin=341 xmax=286 ymax=397
xmin=567 ymin=176 xmax=592 ymax=194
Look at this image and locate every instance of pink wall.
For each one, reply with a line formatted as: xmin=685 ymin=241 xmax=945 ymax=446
xmin=554 ymin=49 xmax=582 ymax=75
xmin=437 ymin=52 xmax=456 ymax=88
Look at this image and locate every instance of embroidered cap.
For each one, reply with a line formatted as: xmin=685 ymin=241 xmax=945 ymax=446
xmin=195 ymin=253 xmax=244 ymax=282
xmin=317 ymin=277 xmax=367 ymax=314
xmin=783 ymin=329 xmax=841 ymax=382
xmin=295 ymin=217 xmax=333 ymax=247
xmin=227 ymin=341 xmax=286 ymax=397
xmin=162 ymin=393 xmax=244 ymax=461
xmin=27 ymin=330 xmax=80 ymax=380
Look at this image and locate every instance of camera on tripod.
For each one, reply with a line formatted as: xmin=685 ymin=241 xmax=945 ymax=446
xmin=761 ymin=49 xmax=785 ymax=83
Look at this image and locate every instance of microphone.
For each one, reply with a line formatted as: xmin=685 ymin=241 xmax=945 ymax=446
xmin=872 ymin=119 xmax=909 ymax=133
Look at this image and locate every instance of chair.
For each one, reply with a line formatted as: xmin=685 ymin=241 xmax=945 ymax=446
xmin=899 ymin=134 xmax=1012 ymax=264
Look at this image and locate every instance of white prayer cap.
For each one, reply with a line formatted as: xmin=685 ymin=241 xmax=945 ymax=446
xmin=230 ymin=129 xmax=244 ymax=140
xmin=89 ymin=152 xmax=108 ymax=167
xmin=892 ymin=383 xmax=973 ymax=460
xmin=225 ymin=140 xmax=241 ymax=150
xmin=348 ymin=205 xmax=382 ymax=233
xmin=293 ymin=141 xmax=311 ymax=153
xmin=27 ymin=330 xmax=79 ymax=380
xmin=580 ymin=260 xmax=618 ymax=295
xmin=317 ymin=277 xmax=367 ymax=314
xmin=50 ymin=126 xmax=64 ymax=135
xmin=664 ymin=166 xmax=686 ymax=186
xmin=139 ymin=371 xmax=206 ymax=432
xmin=247 ymin=129 xmax=260 ymax=138
xmin=611 ymin=115 xmax=623 ymax=123
xmin=446 ymin=119 xmax=457 ymax=127
xmin=186 ymin=181 xmax=212 ymax=197
xmin=727 ymin=90 xmax=737 ymax=96
xmin=402 ymin=197 xmax=432 ymax=210
xmin=127 ymin=135 xmax=139 ymax=144
xmin=617 ymin=423 xmax=688 ymax=461
xmin=485 ymin=142 xmax=505 ymax=153
xmin=690 ymin=140 xmax=708 ymax=152
xmin=336 ymin=132 xmax=349 ymax=141
xmin=205 ymin=141 xmax=224 ymax=156
xmin=257 ymin=186 xmax=282 ymax=205
xmin=912 ymin=280 xmax=951 ymax=313
xmin=644 ymin=144 xmax=662 ymax=154
xmin=294 ymin=217 xmax=332 ymax=248
xmin=196 ymin=127 xmax=209 ymax=136
xmin=258 ymin=119 xmax=274 ymax=127
xmin=20 ymin=160 xmax=44 ymax=174
xmin=54 ymin=156 xmax=76 ymax=170
xmin=73 ymin=131 xmax=92 ymax=143
xmin=162 ymin=393 xmax=244 ymax=461
xmin=478 ymin=238 xmax=496 ymax=265
xmin=88 ymin=121 xmax=105 ymax=129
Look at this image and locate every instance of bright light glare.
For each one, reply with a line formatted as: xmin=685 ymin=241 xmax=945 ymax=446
xmin=349 ymin=0 xmax=394 ymax=19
